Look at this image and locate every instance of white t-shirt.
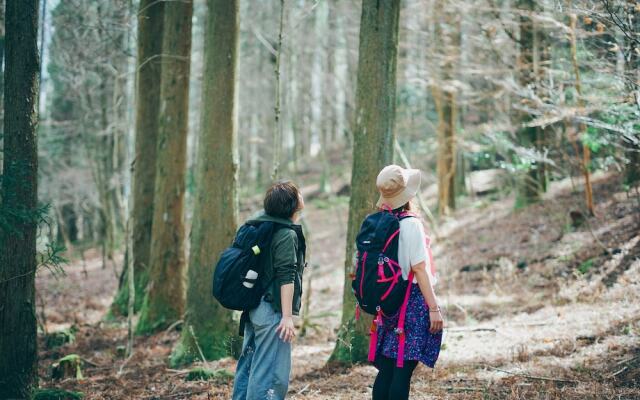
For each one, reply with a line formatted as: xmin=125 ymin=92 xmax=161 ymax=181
xmin=398 ymin=217 xmax=433 ymax=283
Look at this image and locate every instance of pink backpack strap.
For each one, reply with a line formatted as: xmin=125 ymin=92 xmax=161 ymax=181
xmin=395 ymin=270 xmax=414 ymax=368
xmin=368 ymin=307 xmax=383 ymax=363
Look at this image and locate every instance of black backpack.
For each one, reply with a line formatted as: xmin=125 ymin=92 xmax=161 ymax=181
xmin=351 ymin=210 xmax=417 ymax=367
xmin=212 ymin=221 xmax=285 ymax=311
xmin=352 ymin=211 xmax=416 ymax=316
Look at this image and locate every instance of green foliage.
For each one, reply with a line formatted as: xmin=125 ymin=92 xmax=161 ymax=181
xmin=39 ymin=242 xmax=68 ymax=278
xmin=0 ymin=200 xmax=50 ymax=234
xmin=577 ymin=258 xmax=595 ymax=274
xmin=0 ymin=199 xmax=68 ymax=283
xmin=32 ymin=389 xmax=84 ymax=400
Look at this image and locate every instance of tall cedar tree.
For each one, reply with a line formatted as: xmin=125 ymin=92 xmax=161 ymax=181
xmin=0 ymin=0 xmax=40 ymax=396
xmin=136 ymin=0 xmax=192 ymax=334
xmin=111 ymin=0 xmax=165 ymax=316
xmin=330 ymin=0 xmax=401 ymax=364
xmin=170 ymin=0 xmax=240 ymax=366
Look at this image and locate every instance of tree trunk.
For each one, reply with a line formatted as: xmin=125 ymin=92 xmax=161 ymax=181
xmin=312 ymin=0 xmax=330 ymax=192
xmin=435 ymin=88 xmax=457 ymax=214
xmin=111 ymin=0 xmax=165 ymax=317
xmin=0 ymin=1 xmax=5 ymax=172
xmin=515 ymin=0 xmax=546 ymax=208
xmin=136 ymin=0 xmax=192 ymax=335
xmin=624 ymin=1 xmax=640 ymax=186
xmin=0 ymin=0 xmax=40 ymax=396
xmin=569 ymin=13 xmax=594 ymax=215
xmin=170 ymin=0 xmax=239 ymax=366
xmin=432 ymin=0 xmax=460 ymax=215
xmin=272 ymin=0 xmax=285 ymax=180
xmin=330 ymin=0 xmax=401 ymax=365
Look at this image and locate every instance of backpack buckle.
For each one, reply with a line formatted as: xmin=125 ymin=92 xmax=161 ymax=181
xmin=377 ymin=257 xmax=384 ymax=265
xmin=383 ymin=257 xmax=389 ymax=263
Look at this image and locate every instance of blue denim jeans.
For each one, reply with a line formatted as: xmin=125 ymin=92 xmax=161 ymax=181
xmin=232 ymin=299 xmax=292 ymax=400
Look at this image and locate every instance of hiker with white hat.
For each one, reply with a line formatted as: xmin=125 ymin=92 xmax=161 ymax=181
xmin=352 ymin=164 xmax=443 ymax=400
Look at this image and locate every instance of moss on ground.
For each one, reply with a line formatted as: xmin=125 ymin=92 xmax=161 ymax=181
xmin=32 ymin=389 xmax=84 ymax=400
xmin=169 ymin=322 xmax=237 ymax=368
xmin=185 ymin=367 xmax=234 ymax=382
xmin=329 ymin=319 xmax=370 ymax=364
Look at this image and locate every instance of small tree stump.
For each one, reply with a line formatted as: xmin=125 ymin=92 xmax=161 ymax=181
xmin=51 ymin=354 xmax=84 ymax=380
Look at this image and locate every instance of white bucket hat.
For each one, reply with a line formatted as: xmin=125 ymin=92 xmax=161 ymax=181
xmin=375 ymin=165 xmax=421 ymax=210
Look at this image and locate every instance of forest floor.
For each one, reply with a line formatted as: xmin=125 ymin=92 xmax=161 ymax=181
xmin=36 ymin=172 xmax=640 ymax=399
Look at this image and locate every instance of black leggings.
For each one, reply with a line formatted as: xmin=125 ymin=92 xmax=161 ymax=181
xmin=372 ymin=356 xmax=418 ymax=400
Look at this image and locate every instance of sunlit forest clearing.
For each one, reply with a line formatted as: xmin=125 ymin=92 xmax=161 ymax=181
xmin=0 ymin=0 xmax=638 ymax=399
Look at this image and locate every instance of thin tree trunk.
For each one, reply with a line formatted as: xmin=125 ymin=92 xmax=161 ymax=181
xmin=313 ymin=0 xmax=330 ymax=193
xmin=171 ymin=0 xmax=239 ymax=366
xmin=432 ymin=0 xmax=459 ymax=215
xmin=515 ymin=0 xmax=546 ymax=208
xmin=272 ymin=0 xmax=285 ymax=180
xmin=624 ymin=1 xmax=640 ymax=186
xmin=330 ymin=0 xmax=401 ymax=365
xmin=0 ymin=0 xmax=40 ymax=396
xmin=136 ymin=0 xmax=192 ymax=335
xmin=569 ymin=13 xmax=594 ymax=215
xmin=111 ymin=0 xmax=165 ymax=316
xmin=435 ymin=88 xmax=457 ymax=214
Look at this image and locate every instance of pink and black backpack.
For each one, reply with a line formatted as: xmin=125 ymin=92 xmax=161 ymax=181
xmin=351 ymin=209 xmax=435 ymax=367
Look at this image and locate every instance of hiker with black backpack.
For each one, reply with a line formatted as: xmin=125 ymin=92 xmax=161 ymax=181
xmin=352 ymin=165 xmax=444 ymax=400
xmin=213 ymin=181 xmax=305 ymax=400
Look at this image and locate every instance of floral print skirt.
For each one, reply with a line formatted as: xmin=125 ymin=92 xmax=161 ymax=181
xmin=375 ymin=284 xmax=442 ymax=368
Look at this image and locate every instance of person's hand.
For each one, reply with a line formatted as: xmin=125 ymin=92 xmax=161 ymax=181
xmin=429 ymin=309 xmax=444 ymax=333
xmin=276 ymin=315 xmax=296 ymax=342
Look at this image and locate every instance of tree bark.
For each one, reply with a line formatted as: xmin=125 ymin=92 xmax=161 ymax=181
xmin=569 ymin=13 xmax=594 ymax=215
xmin=0 ymin=0 xmax=40 ymax=396
xmin=111 ymin=0 xmax=165 ymax=316
xmin=0 ymin=1 xmax=5 ymax=172
xmin=515 ymin=0 xmax=546 ymax=208
xmin=136 ymin=0 xmax=192 ymax=335
xmin=330 ymin=0 xmax=401 ymax=364
xmin=171 ymin=0 xmax=239 ymax=366
xmin=624 ymin=1 xmax=640 ymax=186
xmin=434 ymin=0 xmax=459 ymax=215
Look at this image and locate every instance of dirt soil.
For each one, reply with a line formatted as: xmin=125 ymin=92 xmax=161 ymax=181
xmin=36 ymin=173 xmax=640 ymax=399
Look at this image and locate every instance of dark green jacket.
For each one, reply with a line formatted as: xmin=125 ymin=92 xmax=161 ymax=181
xmin=248 ymin=212 xmax=306 ymax=315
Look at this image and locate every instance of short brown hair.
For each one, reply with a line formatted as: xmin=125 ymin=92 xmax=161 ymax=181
xmin=264 ymin=180 xmax=300 ymax=219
